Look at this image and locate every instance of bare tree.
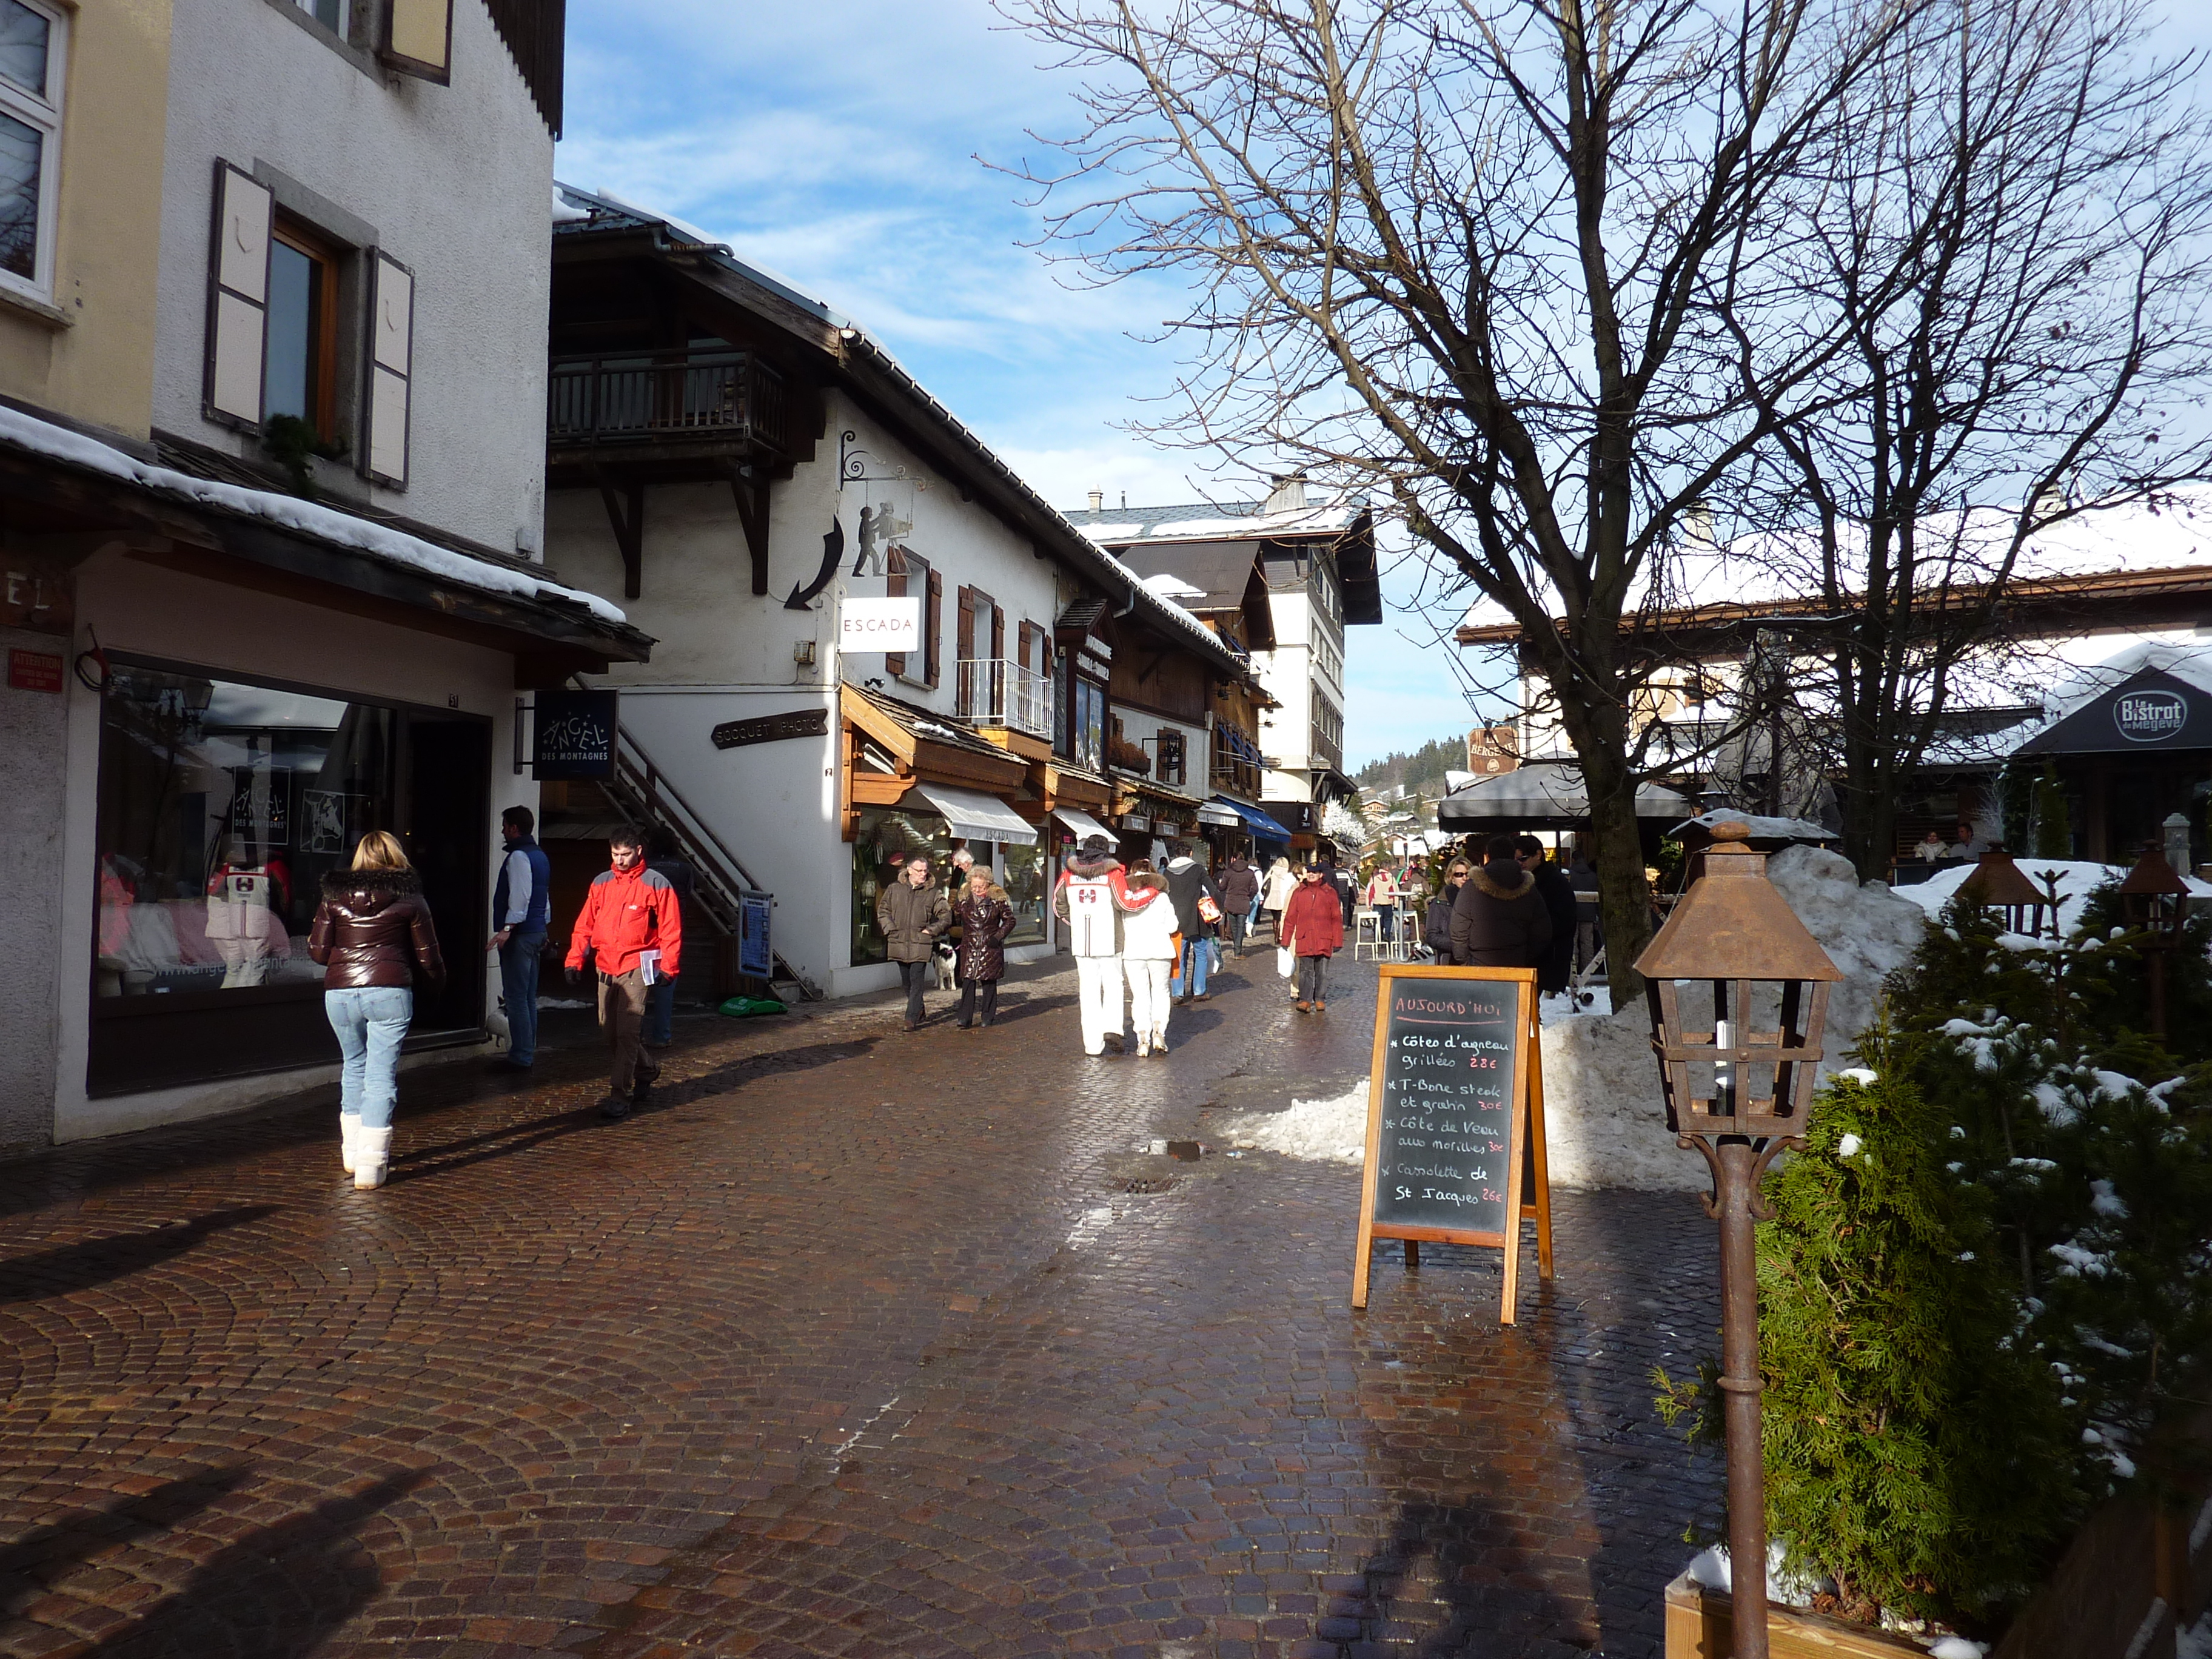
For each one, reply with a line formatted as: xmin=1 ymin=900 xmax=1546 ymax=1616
xmin=999 ymin=0 xmax=1918 ymax=1003
xmin=1724 ymin=0 xmax=2212 ymax=877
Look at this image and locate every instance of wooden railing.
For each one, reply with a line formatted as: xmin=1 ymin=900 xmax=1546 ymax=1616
xmin=548 ymin=350 xmax=789 ymax=454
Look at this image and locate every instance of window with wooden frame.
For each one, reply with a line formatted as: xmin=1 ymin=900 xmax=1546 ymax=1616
xmin=264 ymin=215 xmax=344 ymax=441
xmin=1156 ymin=727 xmax=1186 ymax=786
xmin=888 ymin=551 xmax=941 ymax=688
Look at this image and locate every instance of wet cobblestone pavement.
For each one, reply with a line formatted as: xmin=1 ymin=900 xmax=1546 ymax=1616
xmin=0 ymin=951 xmax=1723 ymax=1658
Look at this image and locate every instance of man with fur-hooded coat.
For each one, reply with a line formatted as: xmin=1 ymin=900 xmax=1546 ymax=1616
xmin=1449 ymin=833 xmax=1555 ymax=968
xmin=1053 ymin=834 xmax=1134 ymax=1056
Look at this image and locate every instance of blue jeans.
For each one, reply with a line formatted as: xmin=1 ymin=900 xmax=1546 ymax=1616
xmin=645 ymin=970 xmax=677 ymax=1047
xmin=325 ymin=987 xmax=412 ymax=1128
xmin=498 ymin=928 xmax=546 ymax=1065
xmin=1170 ymin=936 xmax=1210 ymax=998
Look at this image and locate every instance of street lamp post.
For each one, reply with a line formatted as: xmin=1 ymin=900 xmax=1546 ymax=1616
xmin=1961 ymin=846 xmax=2055 ymax=940
xmin=1635 ymin=822 xmax=1842 ymax=1659
xmin=2118 ymin=842 xmax=2190 ymax=1042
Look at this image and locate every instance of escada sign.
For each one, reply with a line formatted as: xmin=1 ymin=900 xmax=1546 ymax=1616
xmin=2114 ymin=690 xmax=2188 ymax=743
xmin=840 ymin=597 xmax=920 ymax=652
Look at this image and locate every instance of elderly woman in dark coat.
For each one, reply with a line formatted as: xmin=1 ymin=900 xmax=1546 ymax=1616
xmin=952 ymin=866 xmax=1017 ymax=1029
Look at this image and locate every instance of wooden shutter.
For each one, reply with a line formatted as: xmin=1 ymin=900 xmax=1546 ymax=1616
xmin=382 ymin=0 xmax=454 ymax=82
xmin=956 ymin=588 xmax=977 ymax=674
xmin=1019 ymin=621 xmax=1043 ymax=675
xmin=204 ymin=162 xmax=272 ymax=429
xmin=363 ymin=251 xmax=414 ymax=487
xmin=884 ymin=548 xmax=909 ymax=679
xmin=925 ymin=568 xmax=943 ymax=688
xmin=990 ymin=604 xmax=1005 ymax=663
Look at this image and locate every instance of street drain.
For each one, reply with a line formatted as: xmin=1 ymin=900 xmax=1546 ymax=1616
xmin=1124 ymin=1177 xmax=1178 ymax=1195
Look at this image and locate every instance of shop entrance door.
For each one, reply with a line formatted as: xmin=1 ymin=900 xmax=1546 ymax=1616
xmin=404 ymin=716 xmax=491 ymax=1037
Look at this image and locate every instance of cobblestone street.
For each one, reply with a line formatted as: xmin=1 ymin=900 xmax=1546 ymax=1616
xmin=0 ymin=953 xmax=1722 ymax=1659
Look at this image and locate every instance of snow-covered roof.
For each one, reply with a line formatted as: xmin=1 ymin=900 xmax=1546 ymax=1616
xmin=0 ymin=404 xmax=633 ymax=631
xmin=1065 ymin=495 xmax=1366 ymax=546
xmin=1457 ymin=486 xmax=2212 ymax=638
xmin=1671 ymin=811 xmax=1837 ymax=843
xmin=1903 ymin=856 xmax=2212 ymax=937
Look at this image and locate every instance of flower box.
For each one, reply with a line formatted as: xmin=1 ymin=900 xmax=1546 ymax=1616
xmin=1663 ymin=1573 xmax=1931 ymax=1658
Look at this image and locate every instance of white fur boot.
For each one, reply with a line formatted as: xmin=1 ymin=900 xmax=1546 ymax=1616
xmin=340 ymin=1113 xmax=361 ymax=1175
xmin=354 ymin=1125 xmax=393 ymax=1190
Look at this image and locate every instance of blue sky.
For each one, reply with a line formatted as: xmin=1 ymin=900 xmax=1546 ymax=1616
xmin=555 ymin=1 xmax=2211 ymax=773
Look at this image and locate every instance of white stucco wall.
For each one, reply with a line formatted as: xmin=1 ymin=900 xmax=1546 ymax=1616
xmin=51 ymin=548 xmax=529 ymax=1142
xmin=0 ymin=622 xmax=69 ymax=1152
xmin=153 ymin=0 xmax=553 ymax=555
xmin=544 ymin=394 xmax=1075 ymax=990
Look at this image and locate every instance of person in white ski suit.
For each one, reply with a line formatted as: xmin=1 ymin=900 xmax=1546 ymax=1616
xmin=1052 ymin=836 xmax=1132 ymax=1056
xmin=1116 ymin=863 xmax=1179 ymax=1056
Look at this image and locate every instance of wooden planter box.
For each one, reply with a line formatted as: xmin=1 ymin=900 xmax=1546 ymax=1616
xmin=1664 ymin=1574 xmax=1928 ymax=1658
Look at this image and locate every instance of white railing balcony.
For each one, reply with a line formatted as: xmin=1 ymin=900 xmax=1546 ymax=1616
xmin=956 ymin=659 xmax=1051 ymax=739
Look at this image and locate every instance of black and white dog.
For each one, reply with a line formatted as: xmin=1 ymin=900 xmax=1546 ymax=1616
xmin=931 ymin=939 xmax=958 ymax=991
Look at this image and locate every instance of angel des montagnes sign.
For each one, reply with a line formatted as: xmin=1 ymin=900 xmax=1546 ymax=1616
xmin=1352 ymin=964 xmax=1554 ymax=1323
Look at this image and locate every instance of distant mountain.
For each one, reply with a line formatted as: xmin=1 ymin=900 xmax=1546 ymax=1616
xmin=1355 ymin=735 xmax=1463 ymax=799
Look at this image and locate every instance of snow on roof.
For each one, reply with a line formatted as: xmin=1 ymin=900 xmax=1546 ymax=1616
xmin=1903 ymin=856 xmax=2212 ymax=937
xmin=1140 ymin=572 xmax=1209 ymax=603
xmin=1065 ymin=496 xmax=1366 ymax=546
xmin=1458 ymin=486 xmax=2212 ymax=636
xmin=0 ymin=404 xmax=630 ymax=628
xmin=1671 ymin=811 xmax=1836 ymax=842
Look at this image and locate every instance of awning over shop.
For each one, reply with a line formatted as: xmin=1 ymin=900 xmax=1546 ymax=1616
xmin=913 ymin=782 xmax=1038 ymax=846
xmin=1051 ymin=806 xmax=1116 ymax=843
xmin=1196 ymin=801 xmax=1242 ymax=827
xmin=1211 ymin=796 xmax=1293 ymax=840
xmin=1438 ymin=760 xmax=1694 ymax=829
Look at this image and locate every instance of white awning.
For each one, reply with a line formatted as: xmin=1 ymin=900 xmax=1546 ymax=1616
xmin=1195 ymin=801 xmax=1242 ymax=826
xmin=913 ymin=782 xmax=1038 ymax=846
xmin=1051 ymin=805 xmax=1115 ymax=843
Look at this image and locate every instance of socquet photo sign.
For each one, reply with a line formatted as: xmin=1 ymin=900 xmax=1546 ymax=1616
xmin=840 ymin=596 xmax=920 ymax=653
xmin=533 ymin=689 xmax=618 ymax=780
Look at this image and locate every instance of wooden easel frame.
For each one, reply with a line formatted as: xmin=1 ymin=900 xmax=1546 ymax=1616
xmin=1352 ymin=964 xmax=1555 ymax=1323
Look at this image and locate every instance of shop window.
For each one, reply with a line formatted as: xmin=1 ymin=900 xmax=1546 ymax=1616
xmin=0 ymin=0 xmax=62 ymax=301
xmin=91 ymin=660 xmax=488 ymax=1096
xmin=1073 ymin=677 xmax=1105 ymax=774
xmin=850 ymin=806 xmax=956 ymax=966
xmin=1002 ymin=841 xmax=1047 ymax=945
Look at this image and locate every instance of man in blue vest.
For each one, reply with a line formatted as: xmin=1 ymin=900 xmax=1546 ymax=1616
xmin=489 ymin=805 xmax=552 ymax=1071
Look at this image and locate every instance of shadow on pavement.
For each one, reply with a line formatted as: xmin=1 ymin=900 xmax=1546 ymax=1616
xmin=0 ymin=1207 xmax=282 ymax=1304
xmin=0 ymin=1466 xmax=254 ymax=1587
xmin=1336 ymin=1495 xmax=1598 ymax=1657
xmin=79 ymin=1468 xmax=430 ymax=1659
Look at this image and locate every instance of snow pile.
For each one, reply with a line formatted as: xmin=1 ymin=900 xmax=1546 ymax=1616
xmin=0 ymin=405 xmax=631 ymax=627
xmin=1903 ymin=856 xmax=2212 ymax=939
xmin=1542 ymin=845 xmax=1926 ymax=1191
xmin=1218 ymin=1081 xmax=1369 ymax=1164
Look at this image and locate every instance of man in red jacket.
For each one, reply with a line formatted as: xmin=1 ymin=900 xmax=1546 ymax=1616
xmin=564 ymin=828 xmax=683 ymax=1119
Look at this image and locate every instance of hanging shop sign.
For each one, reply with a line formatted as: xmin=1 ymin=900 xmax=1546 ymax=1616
xmin=532 ymin=688 xmax=618 ymax=780
xmin=712 ymin=706 xmax=830 ymax=750
xmin=1122 ymin=814 xmax=1150 ymax=834
xmin=2018 ymin=666 xmax=2212 ymax=756
xmin=1352 ymin=964 xmax=1554 ymax=1324
xmin=840 ymin=596 xmax=920 ymax=653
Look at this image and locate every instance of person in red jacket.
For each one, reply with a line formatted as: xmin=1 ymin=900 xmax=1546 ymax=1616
xmin=564 ymin=828 xmax=683 ymax=1120
xmin=1280 ymin=862 xmax=1347 ymax=1013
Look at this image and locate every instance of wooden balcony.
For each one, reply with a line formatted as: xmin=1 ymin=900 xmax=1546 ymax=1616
xmin=546 ymin=349 xmax=792 ymax=478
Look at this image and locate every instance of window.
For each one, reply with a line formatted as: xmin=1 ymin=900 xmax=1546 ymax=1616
xmin=1156 ymin=727 xmax=1185 ymax=786
xmin=0 ymin=0 xmax=62 ymax=301
xmin=293 ymin=0 xmax=349 ymax=32
xmin=264 ymin=218 xmax=343 ymax=440
xmin=1073 ymin=677 xmax=1105 ymax=773
xmin=887 ymin=551 xmax=940 ymax=686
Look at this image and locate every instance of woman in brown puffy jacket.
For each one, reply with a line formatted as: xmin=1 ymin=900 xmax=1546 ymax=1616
xmin=307 ymin=831 xmax=445 ymax=1190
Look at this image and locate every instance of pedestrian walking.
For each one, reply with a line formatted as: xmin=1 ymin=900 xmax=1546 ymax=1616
xmin=1450 ymin=833 xmax=1554 ymax=968
xmin=564 ymin=828 xmax=685 ymax=1120
xmin=951 ymin=866 xmax=1015 ymax=1028
xmin=1162 ymin=840 xmax=1221 ymax=1002
xmin=1261 ymin=855 xmax=1296 ymax=940
xmin=1217 ymin=851 xmax=1260 ymax=954
xmin=308 ymin=830 xmax=445 ymax=1190
xmin=1281 ymin=862 xmax=1346 ymax=1012
xmin=487 ymin=805 xmax=549 ymax=1073
xmin=643 ymin=829 xmax=697 ymax=1050
xmin=1053 ymin=834 xmax=1129 ymax=1056
xmin=876 ymin=853 xmax=951 ymax=1033
xmin=1424 ymin=856 xmax=1470 ymax=960
xmin=1117 ymin=859 xmax=1179 ymax=1054
xmin=1364 ymin=863 xmax=1401 ymax=942
xmin=1514 ymin=834 xmax=1580 ymax=996
xmin=1321 ymin=853 xmax=1357 ymax=928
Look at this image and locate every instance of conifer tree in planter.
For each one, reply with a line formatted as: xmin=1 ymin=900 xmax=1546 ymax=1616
xmin=1660 ymin=1033 xmax=2084 ymax=1632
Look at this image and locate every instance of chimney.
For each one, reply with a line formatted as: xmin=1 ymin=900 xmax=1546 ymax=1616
xmin=1682 ymin=496 xmax=1716 ymax=552
xmin=1087 ymin=489 xmax=1104 ymax=513
xmin=1262 ymin=471 xmax=1307 ymax=515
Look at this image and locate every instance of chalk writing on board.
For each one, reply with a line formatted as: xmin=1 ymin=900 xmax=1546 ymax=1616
xmin=1370 ymin=982 xmax=1521 ymax=1237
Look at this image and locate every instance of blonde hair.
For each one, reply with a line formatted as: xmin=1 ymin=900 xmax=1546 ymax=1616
xmin=350 ymin=830 xmax=411 ymax=872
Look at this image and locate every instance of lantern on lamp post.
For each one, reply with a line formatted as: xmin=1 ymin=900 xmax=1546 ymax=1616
xmin=1635 ymin=821 xmax=1842 ymax=1659
xmin=2118 ymin=842 xmax=2190 ymax=1041
xmin=1960 ymin=846 xmax=2054 ymax=940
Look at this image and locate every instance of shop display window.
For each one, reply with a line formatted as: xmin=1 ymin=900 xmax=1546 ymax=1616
xmin=850 ymin=807 xmax=955 ymax=965
xmin=95 ymin=665 xmax=397 ymax=999
xmin=1002 ymin=840 xmax=1047 ymax=944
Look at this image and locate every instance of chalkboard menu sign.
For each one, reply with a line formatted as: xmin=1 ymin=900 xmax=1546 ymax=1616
xmin=1352 ymin=965 xmax=1555 ymax=1323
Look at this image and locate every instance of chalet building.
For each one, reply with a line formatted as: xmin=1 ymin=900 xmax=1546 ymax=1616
xmin=0 ymin=0 xmax=641 ymax=1150
xmin=1452 ymin=491 xmax=2212 ymax=867
xmin=538 ymin=187 xmax=1267 ymax=1000
xmin=1064 ymin=480 xmax=1380 ymax=851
